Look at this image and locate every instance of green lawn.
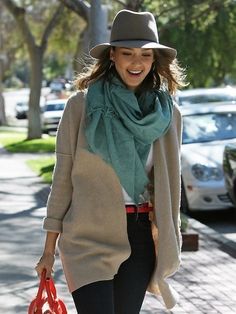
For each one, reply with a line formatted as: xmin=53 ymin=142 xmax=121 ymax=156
xmin=0 ymin=130 xmax=55 ymax=153
xmin=27 ymin=157 xmax=55 ymax=183
xmin=0 ymin=130 xmax=56 ymax=183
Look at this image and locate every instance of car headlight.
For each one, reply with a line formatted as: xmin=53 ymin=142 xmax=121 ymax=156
xmin=191 ymin=164 xmax=223 ymax=181
xmin=44 ymin=118 xmax=59 ymax=123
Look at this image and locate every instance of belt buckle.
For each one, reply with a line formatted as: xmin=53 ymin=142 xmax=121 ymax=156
xmin=135 ymin=203 xmax=146 ymax=220
xmin=137 ymin=203 xmax=148 ymax=212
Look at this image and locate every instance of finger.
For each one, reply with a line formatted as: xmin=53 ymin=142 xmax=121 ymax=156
xmin=35 ymin=263 xmax=44 ymax=273
xmin=45 ymin=267 xmax=53 ymax=279
xmin=35 ymin=263 xmax=46 ymax=277
xmin=35 ymin=266 xmax=42 ymax=278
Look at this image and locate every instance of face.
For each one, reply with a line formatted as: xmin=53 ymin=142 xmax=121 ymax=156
xmin=110 ymin=47 xmax=154 ymax=91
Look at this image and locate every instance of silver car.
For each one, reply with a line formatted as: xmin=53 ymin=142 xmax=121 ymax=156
xmin=181 ymin=104 xmax=236 ymax=212
xmin=42 ymin=99 xmax=67 ymax=134
xmin=177 ymin=87 xmax=236 ymax=106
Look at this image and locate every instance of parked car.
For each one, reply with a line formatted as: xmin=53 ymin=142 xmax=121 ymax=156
xmin=15 ymin=101 xmax=28 ymax=119
xmin=15 ymin=98 xmax=45 ymax=119
xmin=223 ymin=143 xmax=236 ymax=207
xmin=177 ymin=87 xmax=236 ymax=106
xmin=42 ymin=99 xmax=66 ymax=133
xmin=181 ymin=104 xmax=236 ymax=212
xmin=49 ymin=80 xmax=65 ymax=93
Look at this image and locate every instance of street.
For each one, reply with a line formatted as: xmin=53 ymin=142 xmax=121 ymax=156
xmin=190 ymin=208 xmax=236 ymax=243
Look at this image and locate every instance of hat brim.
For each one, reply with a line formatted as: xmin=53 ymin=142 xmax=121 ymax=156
xmin=89 ymin=40 xmax=177 ymax=60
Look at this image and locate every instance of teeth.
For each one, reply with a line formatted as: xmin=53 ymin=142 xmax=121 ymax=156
xmin=129 ymin=70 xmax=142 ymax=74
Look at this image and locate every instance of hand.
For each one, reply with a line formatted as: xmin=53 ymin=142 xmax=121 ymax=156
xmin=35 ymin=252 xmax=55 ymax=279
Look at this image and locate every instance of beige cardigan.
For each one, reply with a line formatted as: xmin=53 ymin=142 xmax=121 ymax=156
xmin=43 ymin=91 xmax=182 ymax=310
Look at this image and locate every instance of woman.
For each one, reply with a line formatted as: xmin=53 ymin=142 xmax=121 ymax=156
xmin=36 ymin=9 xmax=186 ymax=313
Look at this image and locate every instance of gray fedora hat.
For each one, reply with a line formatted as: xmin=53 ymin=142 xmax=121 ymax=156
xmin=89 ymin=10 xmax=177 ymax=60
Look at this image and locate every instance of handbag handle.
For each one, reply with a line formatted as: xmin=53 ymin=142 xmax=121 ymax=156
xmin=44 ymin=273 xmax=59 ymax=311
xmin=33 ymin=270 xmax=61 ymax=313
xmin=28 ymin=269 xmax=68 ymax=314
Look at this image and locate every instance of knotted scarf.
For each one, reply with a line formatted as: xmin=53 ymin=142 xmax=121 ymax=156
xmin=85 ymin=77 xmax=173 ymax=204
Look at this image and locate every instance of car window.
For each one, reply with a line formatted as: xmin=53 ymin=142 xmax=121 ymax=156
xmin=45 ymin=103 xmax=65 ymax=111
xmin=16 ymin=102 xmax=28 ymax=108
xmin=179 ymin=93 xmax=236 ymax=106
xmin=183 ymin=112 xmax=236 ymax=144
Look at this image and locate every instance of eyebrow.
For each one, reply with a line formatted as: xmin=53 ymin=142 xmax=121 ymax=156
xmin=120 ymin=47 xmax=153 ymax=51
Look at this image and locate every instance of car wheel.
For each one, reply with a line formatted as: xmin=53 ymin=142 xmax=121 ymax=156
xmin=181 ymin=181 xmax=189 ymax=214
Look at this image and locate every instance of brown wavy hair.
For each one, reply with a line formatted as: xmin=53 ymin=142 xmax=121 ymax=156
xmin=74 ymin=47 xmax=187 ymax=95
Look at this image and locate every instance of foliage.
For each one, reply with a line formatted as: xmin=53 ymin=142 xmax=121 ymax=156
xmin=143 ymin=0 xmax=236 ymax=87
xmin=180 ymin=212 xmax=189 ymax=232
xmin=1 ymin=1 xmax=83 ymax=85
xmin=2 ymin=0 xmax=236 ymax=89
xmin=44 ymin=7 xmax=84 ymax=81
xmin=0 ymin=2 xmax=25 ymax=83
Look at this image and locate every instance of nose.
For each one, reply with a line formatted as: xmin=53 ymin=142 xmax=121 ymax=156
xmin=131 ymin=54 xmax=142 ymax=65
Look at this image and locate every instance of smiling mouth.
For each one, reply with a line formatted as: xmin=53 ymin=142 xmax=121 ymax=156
xmin=127 ymin=70 xmax=142 ymax=75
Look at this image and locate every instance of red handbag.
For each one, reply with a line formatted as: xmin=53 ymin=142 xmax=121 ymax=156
xmin=28 ymin=270 xmax=68 ymax=314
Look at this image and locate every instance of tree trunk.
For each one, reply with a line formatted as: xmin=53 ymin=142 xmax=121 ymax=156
xmin=0 ymin=92 xmax=7 ymax=126
xmin=2 ymin=0 xmax=64 ymax=139
xmin=27 ymin=47 xmax=43 ymax=139
xmin=0 ymin=22 xmax=7 ymax=126
xmin=90 ymin=0 xmax=108 ymax=50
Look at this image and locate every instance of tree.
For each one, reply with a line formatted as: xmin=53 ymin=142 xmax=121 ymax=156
xmin=0 ymin=38 xmax=7 ymax=126
xmin=90 ymin=0 xmax=108 ymax=48
xmin=111 ymin=0 xmax=144 ymax=10
xmin=58 ymin=0 xmax=110 ymax=74
xmin=0 ymin=1 xmax=16 ymax=126
xmin=0 ymin=49 xmax=7 ymax=125
xmin=59 ymin=0 xmax=107 ymax=56
xmin=143 ymin=0 xmax=236 ymax=87
xmin=1 ymin=0 xmax=64 ymax=139
xmin=58 ymin=0 xmax=145 ymax=71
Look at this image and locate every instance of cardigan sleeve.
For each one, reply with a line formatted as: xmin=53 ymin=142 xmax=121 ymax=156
xmin=43 ymin=92 xmax=84 ymax=233
xmin=171 ymin=103 xmax=183 ymax=249
xmin=173 ymin=102 xmax=183 ymax=151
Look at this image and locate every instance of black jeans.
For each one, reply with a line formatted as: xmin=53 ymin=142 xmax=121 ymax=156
xmin=72 ymin=213 xmax=156 ymax=314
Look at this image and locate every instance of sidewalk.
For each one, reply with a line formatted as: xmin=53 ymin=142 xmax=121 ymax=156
xmin=0 ymin=149 xmax=236 ymax=314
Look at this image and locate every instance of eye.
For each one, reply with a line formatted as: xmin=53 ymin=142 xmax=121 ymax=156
xmin=122 ymin=51 xmax=132 ymax=56
xmin=142 ymin=49 xmax=153 ymax=57
xmin=142 ymin=53 xmax=152 ymax=57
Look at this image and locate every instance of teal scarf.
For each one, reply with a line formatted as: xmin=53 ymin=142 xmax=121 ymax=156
xmin=85 ymin=77 xmax=173 ymax=204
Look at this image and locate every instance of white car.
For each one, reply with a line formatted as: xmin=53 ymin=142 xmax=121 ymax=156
xmin=15 ymin=101 xmax=28 ymax=119
xmin=42 ymin=99 xmax=67 ymax=133
xmin=181 ymin=104 xmax=236 ymax=212
xmin=177 ymin=86 xmax=236 ymax=106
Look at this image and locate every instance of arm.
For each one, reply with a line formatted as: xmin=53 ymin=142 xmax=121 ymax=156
xmin=43 ymin=93 xmax=84 ymax=232
xmin=35 ymin=92 xmax=84 ymax=277
xmin=35 ymin=231 xmax=59 ymax=278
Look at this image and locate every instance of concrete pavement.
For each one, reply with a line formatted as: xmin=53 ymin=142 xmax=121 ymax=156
xmin=1 ymin=148 xmax=236 ymax=313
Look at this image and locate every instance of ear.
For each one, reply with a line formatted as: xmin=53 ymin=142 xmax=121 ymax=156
xmin=110 ymin=48 xmax=115 ymax=61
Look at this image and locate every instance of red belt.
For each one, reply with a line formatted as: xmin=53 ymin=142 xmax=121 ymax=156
xmin=125 ymin=203 xmax=153 ymax=213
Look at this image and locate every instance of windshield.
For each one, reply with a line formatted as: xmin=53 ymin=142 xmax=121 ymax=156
xmin=183 ymin=112 xmax=236 ymax=144
xmin=45 ymin=103 xmax=65 ymax=111
xmin=179 ymin=93 xmax=236 ymax=106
